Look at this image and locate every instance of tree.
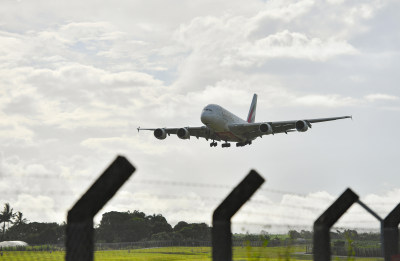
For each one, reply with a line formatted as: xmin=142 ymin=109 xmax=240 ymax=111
xmin=174 ymin=222 xmax=210 ymax=241
xmin=289 ymin=230 xmax=301 ymax=240
xmin=13 ymin=212 xmax=28 ymax=226
xmin=343 ymin=229 xmax=358 ymax=240
xmin=147 ymin=214 xmax=172 ymax=235
xmin=1 ymin=203 xmax=15 ymax=240
xmin=96 ymin=211 xmax=152 ymax=243
xmin=0 ymin=212 xmax=3 ymax=238
xmin=95 ymin=210 xmax=210 ymax=243
xmin=174 ymin=221 xmax=189 ymax=232
xmin=151 ymin=232 xmax=171 ymax=241
xmin=6 ymin=222 xmax=64 ymax=244
xmin=300 ymin=230 xmax=312 ymax=239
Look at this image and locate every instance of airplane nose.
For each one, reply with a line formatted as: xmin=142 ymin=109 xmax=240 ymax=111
xmin=201 ymin=112 xmax=211 ymax=125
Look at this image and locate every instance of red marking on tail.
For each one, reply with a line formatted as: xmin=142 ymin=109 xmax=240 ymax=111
xmin=247 ymin=108 xmax=254 ymax=123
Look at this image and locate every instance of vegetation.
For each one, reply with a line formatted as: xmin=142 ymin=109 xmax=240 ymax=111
xmin=0 ymin=203 xmax=15 ymax=240
xmin=6 ymin=222 xmax=66 ymax=244
xmin=0 ymin=202 xmax=382 ymax=261
xmin=0 ymin=202 xmax=66 ymax=244
xmin=0 ymin=246 xmax=384 ymax=261
xmin=0 ymin=204 xmax=212 ymax=245
xmin=95 ymin=210 xmax=211 ymax=243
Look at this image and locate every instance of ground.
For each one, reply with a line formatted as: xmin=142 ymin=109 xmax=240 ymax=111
xmin=0 ymin=246 xmax=384 ymax=261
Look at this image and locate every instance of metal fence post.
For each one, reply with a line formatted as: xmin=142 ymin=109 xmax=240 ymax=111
xmin=383 ymin=203 xmax=400 ymax=261
xmin=66 ymin=155 xmax=135 ymax=261
xmin=313 ymin=188 xmax=359 ymax=261
xmin=212 ymin=170 xmax=265 ymax=261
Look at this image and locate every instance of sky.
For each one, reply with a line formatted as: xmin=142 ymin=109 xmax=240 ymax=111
xmin=1 ymin=0 xmax=400 ymax=233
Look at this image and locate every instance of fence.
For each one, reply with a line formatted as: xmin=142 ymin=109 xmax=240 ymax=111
xmin=1 ymin=155 xmax=399 ymax=260
xmin=306 ymin=245 xmax=382 ymax=258
xmin=93 ymin=239 xmax=296 ymax=250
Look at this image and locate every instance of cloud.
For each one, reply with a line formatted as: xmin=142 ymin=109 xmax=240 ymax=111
xmin=234 ymin=30 xmax=358 ymax=65
xmin=364 ymin=93 xmax=399 ymax=102
xmin=94 ymin=187 xmax=400 ymax=233
xmin=229 ymin=188 xmax=400 ymax=233
xmin=0 ymin=62 xmax=165 ymax=133
xmin=100 ymin=190 xmax=211 ymax=226
xmin=0 ymin=0 xmax=399 ymax=231
xmin=0 ymin=32 xmax=27 ymax=65
xmin=176 ymin=15 xmax=358 ymax=69
xmin=81 ymin=136 xmax=172 ymax=156
xmin=252 ymin=0 xmax=315 ymax=23
xmin=0 ymin=113 xmax=36 ymax=146
xmin=13 ymin=194 xmax=63 ymax=223
xmin=295 ymin=94 xmax=360 ymax=107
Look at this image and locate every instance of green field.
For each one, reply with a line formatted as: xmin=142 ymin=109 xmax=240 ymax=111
xmin=0 ymin=246 xmax=384 ymax=260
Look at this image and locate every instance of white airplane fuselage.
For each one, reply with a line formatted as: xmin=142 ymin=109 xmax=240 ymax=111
xmin=200 ymin=104 xmax=247 ymax=142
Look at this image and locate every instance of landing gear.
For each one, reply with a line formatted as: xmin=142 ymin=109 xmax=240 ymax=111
xmin=221 ymin=142 xmax=231 ymax=148
xmin=236 ymin=141 xmax=252 ymax=147
xmin=209 ymin=140 xmax=250 ymax=148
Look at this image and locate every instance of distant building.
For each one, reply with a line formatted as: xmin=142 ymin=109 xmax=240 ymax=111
xmin=0 ymin=241 xmax=28 ymax=247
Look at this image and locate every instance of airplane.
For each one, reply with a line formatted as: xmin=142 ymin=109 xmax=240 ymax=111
xmin=137 ymin=94 xmax=352 ymax=148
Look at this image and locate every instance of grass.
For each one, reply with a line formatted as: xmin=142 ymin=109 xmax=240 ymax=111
xmin=0 ymin=246 xmax=384 ymax=261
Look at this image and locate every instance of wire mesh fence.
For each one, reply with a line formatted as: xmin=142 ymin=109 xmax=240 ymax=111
xmin=1 ymin=156 xmax=399 ymax=260
xmin=0 ymin=239 xmax=389 ymax=260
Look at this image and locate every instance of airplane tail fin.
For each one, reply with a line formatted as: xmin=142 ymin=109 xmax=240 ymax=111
xmin=247 ymin=94 xmax=257 ymax=123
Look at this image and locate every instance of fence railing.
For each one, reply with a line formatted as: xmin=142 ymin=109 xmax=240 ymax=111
xmin=61 ymin=155 xmax=400 ymax=261
xmin=2 ymin=240 xmax=386 ymax=259
xmin=306 ymin=245 xmax=382 ymax=258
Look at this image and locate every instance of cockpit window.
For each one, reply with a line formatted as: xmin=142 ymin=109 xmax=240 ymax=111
xmin=204 ymin=108 xmax=212 ymax=112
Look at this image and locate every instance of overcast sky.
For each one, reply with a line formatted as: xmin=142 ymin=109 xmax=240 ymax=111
xmin=1 ymin=0 xmax=400 ymax=233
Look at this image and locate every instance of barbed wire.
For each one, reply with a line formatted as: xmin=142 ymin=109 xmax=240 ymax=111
xmin=0 ymin=191 xmax=344 ymax=222
xmin=2 ymin=187 xmax=398 ymax=217
xmin=3 ymin=173 xmax=399 ymax=202
xmin=0 ymin=173 xmax=321 ymax=197
xmin=160 ymin=218 xmax=337 ymax=230
xmin=1 ymin=173 xmax=398 ymax=235
xmin=1 ymin=190 xmax=397 ymax=220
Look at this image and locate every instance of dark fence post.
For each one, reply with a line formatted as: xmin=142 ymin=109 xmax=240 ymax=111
xmin=212 ymin=170 xmax=265 ymax=261
xmin=313 ymin=188 xmax=359 ymax=261
xmin=66 ymin=155 xmax=135 ymax=261
xmin=383 ymin=203 xmax=400 ymax=261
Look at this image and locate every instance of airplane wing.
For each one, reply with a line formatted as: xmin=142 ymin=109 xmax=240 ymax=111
xmin=137 ymin=126 xmax=222 ymax=141
xmin=269 ymin=116 xmax=352 ymax=133
xmin=229 ymin=116 xmax=352 ymax=140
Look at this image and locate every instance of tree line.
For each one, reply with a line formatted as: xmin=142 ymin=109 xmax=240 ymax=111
xmin=0 ymin=203 xmax=211 ymax=244
xmin=0 ymin=202 xmax=65 ymax=244
xmin=288 ymin=229 xmax=380 ymax=242
xmin=95 ymin=210 xmax=211 ymax=243
xmin=1 ymin=202 xmax=381 ymax=245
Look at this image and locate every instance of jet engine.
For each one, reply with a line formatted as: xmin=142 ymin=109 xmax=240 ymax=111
xmin=295 ymin=120 xmax=309 ymax=132
xmin=259 ymin=123 xmax=273 ymax=134
xmin=154 ymin=128 xmax=167 ymax=139
xmin=177 ymin=127 xmax=190 ymax=139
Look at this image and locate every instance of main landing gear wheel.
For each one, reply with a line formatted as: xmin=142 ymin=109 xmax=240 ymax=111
xmin=210 ymin=141 xmax=217 ymax=147
xmin=221 ymin=142 xmax=231 ymax=148
xmin=236 ymin=141 xmax=252 ymax=147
